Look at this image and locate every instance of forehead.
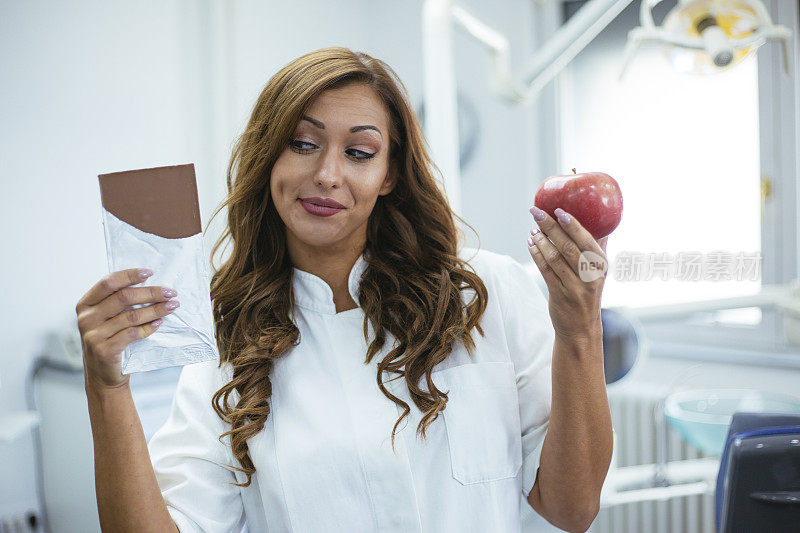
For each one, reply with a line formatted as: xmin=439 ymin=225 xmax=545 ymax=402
xmin=302 ymin=84 xmax=389 ymax=131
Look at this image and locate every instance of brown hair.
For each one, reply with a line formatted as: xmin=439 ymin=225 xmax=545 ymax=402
xmin=207 ymin=47 xmax=488 ymax=487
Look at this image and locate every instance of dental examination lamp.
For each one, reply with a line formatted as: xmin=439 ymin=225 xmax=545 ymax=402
xmin=423 ymin=0 xmax=793 ymax=215
xmin=620 ymin=0 xmax=793 ymax=79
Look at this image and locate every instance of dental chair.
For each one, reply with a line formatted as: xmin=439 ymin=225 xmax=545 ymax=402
xmin=715 ymin=412 xmax=800 ymax=532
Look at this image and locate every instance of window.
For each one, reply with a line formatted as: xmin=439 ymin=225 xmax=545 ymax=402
xmin=557 ymin=0 xmax=799 ymax=357
xmin=561 ymin=0 xmax=760 ymax=310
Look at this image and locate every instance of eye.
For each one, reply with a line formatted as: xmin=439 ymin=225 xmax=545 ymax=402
xmin=289 ymin=140 xmax=376 ymax=161
xmin=289 ymin=140 xmax=315 ymax=154
xmin=347 ymin=148 xmax=376 ymax=161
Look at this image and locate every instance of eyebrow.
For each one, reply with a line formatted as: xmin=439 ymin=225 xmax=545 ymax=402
xmin=301 ymin=115 xmax=382 ymax=138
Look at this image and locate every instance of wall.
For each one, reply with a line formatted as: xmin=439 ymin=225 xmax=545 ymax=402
xmin=0 ymin=0 xmax=213 ymax=514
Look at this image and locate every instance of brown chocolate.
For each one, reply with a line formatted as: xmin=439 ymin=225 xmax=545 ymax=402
xmin=98 ymin=164 xmax=201 ymax=239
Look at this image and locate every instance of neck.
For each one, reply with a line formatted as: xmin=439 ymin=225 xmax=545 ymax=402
xmin=287 ymin=233 xmax=364 ymax=313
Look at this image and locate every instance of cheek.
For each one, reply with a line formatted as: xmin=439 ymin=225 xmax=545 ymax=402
xmin=360 ymin=167 xmax=390 ymax=195
xmin=268 ymin=172 xmax=280 ymax=206
xmin=351 ymin=180 xmax=382 ymax=209
xmin=269 ymin=155 xmax=297 ymax=199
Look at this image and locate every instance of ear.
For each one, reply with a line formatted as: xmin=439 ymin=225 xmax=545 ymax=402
xmin=378 ymin=166 xmax=397 ymax=196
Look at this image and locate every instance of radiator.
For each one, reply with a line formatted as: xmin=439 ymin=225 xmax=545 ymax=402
xmin=590 ymin=382 xmax=717 ymax=533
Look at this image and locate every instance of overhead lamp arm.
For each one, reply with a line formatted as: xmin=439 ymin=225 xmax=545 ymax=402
xmin=441 ymin=0 xmax=634 ymax=105
xmin=422 ymin=0 xmax=633 ymax=215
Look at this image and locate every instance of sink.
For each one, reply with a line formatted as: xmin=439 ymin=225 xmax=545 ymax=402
xmin=664 ymin=388 xmax=800 ymax=456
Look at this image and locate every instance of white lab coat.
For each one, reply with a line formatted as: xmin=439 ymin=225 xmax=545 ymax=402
xmin=147 ymin=247 xmax=557 ymax=532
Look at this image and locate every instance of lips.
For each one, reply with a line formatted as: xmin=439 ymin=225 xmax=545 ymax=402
xmin=298 ymin=198 xmax=344 ymax=218
xmin=300 ymin=197 xmax=345 ymax=209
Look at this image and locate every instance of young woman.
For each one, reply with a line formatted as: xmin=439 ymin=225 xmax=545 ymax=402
xmin=77 ymin=47 xmax=612 ymax=533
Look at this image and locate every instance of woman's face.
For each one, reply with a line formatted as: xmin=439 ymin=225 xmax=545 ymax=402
xmin=270 ymin=83 xmax=395 ymax=255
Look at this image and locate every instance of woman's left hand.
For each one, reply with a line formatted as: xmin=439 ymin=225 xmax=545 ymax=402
xmin=527 ymin=206 xmax=609 ymax=341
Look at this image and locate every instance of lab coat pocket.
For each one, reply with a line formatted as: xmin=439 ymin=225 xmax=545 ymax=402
xmin=435 ymin=361 xmax=523 ymax=485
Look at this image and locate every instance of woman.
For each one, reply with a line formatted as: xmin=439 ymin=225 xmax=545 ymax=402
xmin=77 ymin=47 xmax=612 ymax=532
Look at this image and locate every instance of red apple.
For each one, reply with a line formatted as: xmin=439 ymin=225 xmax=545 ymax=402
xmin=534 ymin=169 xmax=623 ymax=240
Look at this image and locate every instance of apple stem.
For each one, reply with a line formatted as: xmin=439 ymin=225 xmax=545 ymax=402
xmin=572 ymin=168 xmax=576 ymax=174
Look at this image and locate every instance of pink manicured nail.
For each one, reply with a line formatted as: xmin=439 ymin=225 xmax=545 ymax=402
xmin=529 ymin=206 xmax=546 ymax=222
xmin=151 ymin=318 xmax=164 ymax=328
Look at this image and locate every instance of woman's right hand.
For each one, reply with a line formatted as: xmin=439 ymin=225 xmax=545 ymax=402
xmin=76 ymin=268 xmax=180 ymax=391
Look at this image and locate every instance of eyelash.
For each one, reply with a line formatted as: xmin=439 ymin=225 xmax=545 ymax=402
xmin=289 ymin=140 xmax=376 ymax=161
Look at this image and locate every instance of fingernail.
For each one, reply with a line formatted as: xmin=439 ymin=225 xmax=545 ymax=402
xmin=165 ymin=300 xmax=180 ymax=310
xmin=162 ymin=288 xmax=178 ymax=298
xmin=554 ymin=208 xmax=571 ymax=224
xmin=530 ymin=228 xmax=541 ymax=236
xmin=527 ymin=236 xmax=534 ymax=247
xmin=138 ymin=268 xmax=154 ymax=279
xmin=529 ymin=206 xmax=546 ymax=222
xmin=151 ymin=318 xmax=164 ymax=328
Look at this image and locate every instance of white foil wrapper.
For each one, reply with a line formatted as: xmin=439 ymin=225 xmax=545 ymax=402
xmin=101 ymin=209 xmax=218 ymax=374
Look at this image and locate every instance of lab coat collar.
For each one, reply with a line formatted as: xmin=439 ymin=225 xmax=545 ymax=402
xmin=291 ymin=252 xmax=368 ymax=314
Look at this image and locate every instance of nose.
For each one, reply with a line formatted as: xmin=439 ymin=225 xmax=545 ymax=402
xmin=313 ymin=146 xmax=344 ymax=189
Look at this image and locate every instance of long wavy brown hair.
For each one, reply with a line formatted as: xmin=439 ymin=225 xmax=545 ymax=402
xmin=206 ymin=47 xmax=488 ymax=488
